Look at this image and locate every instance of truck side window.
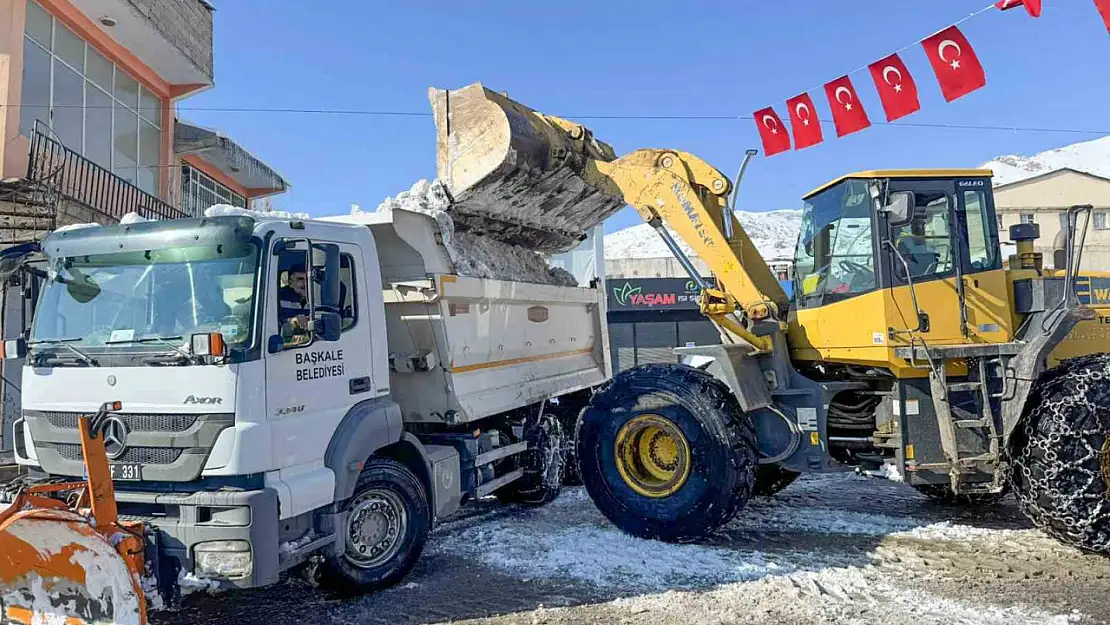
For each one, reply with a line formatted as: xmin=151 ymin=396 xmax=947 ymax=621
xmin=309 ymin=252 xmax=358 ymax=332
xmin=277 ymin=243 xmax=313 ymax=348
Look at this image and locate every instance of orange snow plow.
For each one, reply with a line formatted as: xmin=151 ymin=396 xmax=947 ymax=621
xmin=0 ymin=402 xmax=148 ymax=625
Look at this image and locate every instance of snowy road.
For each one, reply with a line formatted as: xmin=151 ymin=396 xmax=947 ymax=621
xmin=155 ymin=474 xmax=1110 ymax=625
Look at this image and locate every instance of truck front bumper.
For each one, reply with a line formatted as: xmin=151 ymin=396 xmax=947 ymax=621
xmin=116 ymin=487 xmax=280 ymax=590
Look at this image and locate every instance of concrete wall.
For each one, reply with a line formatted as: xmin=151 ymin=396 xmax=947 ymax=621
xmin=0 ymin=1 xmax=30 ymax=180
xmin=994 ymin=170 xmax=1110 ymax=271
xmin=124 ymin=0 xmax=213 ymax=79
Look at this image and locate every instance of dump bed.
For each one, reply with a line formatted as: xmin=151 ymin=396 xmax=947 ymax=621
xmin=321 ymin=209 xmax=611 ymax=424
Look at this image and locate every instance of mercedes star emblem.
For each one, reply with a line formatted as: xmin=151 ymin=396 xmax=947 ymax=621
xmin=102 ymin=416 xmax=129 ymax=460
xmin=107 ymin=375 xmax=117 ymax=387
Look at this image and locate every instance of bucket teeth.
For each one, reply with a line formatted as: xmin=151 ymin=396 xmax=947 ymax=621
xmin=430 ymin=82 xmax=625 ymax=252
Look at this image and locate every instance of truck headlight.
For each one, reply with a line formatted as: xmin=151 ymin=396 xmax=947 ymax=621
xmin=194 ymin=540 xmax=252 ymax=579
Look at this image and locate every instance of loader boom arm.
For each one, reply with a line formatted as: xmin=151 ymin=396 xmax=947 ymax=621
xmin=584 ymin=148 xmax=789 ymax=340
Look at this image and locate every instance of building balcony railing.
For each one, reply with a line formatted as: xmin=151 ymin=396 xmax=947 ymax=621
xmin=27 ymin=122 xmax=188 ymax=222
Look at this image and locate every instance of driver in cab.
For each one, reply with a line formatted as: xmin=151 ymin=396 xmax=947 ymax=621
xmin=279 ymin=263 xmax=311 ymax=346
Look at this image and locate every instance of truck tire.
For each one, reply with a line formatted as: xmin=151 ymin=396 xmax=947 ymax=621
xmin=577 ymin=363 xmax=757 ymax=543
xmin=496 ymin=413 xmax=566 ymax=506
xmin=321 ymin=458 xmax=430 ymax=594
xmin=1010 ymin=352 xmax=1110 ymax=555
xmin=912 ymin=483 xmax=1009 ymax=506
xmin=754 ymin=464 xmax=800 ymax=497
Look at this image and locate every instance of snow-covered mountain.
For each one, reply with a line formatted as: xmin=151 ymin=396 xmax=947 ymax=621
xmin=980 ymin=135 xmax=1110 ymax=187
xmin=605 ymin=209 xmax=802 ymax=261
xmin=603 ymin=134 xmax=1110 ymax=261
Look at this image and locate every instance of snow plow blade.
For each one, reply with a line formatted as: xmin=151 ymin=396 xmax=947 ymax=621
xmin=0 ymin=506 xmax=147 ymax=625
xmin=429 ymin=82 xmax=626 ymax=252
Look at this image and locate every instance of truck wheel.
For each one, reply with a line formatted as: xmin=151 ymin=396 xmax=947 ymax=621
xmin=754 ymin=464 xmax=800 ymax=496
xmin=496 ymin=413 xmax=566 ymax=506
xmin=912 ymin=483 xmax=1008 ymax=506
xmin=1010 ymin=353 xmax=1110 ymax=554
xmin=577 ymin=363 xmax=757 ymax=543
xmin=321 ymin=458 xmax=430 ymax=595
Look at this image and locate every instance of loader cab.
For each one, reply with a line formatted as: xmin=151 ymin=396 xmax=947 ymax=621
xmin=790 ymin=170 xmax=1008 ymax=369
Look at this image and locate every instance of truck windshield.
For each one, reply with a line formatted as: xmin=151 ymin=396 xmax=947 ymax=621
xmin=794 ymin=179 xmax=876 ymax=305
xmin=30 ymin=242 xmax=259 ymax=352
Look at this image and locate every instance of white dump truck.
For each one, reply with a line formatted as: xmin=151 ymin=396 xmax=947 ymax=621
xmin=1 ymin=201 xmax=610 ymax=611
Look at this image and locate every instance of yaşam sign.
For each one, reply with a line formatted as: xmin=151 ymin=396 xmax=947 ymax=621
xmin=608 ymin=278 xmax=710 ymax=311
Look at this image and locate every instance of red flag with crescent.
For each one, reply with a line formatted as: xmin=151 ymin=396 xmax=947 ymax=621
xmin=922 ymin=26 xmax=986 ymax=102
xmin=823 ymin=76 xmax=870 ymax=137
xmin=753 ymin=106 xmax=791 ymax=156
xmin=786 ymin=93 xmax=823 ymax=149
xmin=868 ymin=53 xmax=920 ymax=122
xmin=996 ymin=0 xmax=1041 ymax=17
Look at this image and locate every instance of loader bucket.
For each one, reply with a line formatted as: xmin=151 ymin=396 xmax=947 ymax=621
xmin=429 ymin=82 xmax=626 ymax=252
xmin=0 ymin=507 xmax=146 ymax=625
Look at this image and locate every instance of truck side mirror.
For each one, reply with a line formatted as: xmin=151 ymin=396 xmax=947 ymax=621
xmin=0 ymin=242 xmax=40 ymax=283
xmin=312 ymin=243 xmax=341 ymax=311
xmin=884 ymin=191 xmax=915 ymax=227
xmin=315 ymin=310 xmax=342 ymax=342
xmin=1 ymin=338 xmax=27 ymax=359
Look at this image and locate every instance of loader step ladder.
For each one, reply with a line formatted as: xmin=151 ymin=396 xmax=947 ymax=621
xmin=894 ymin=342 xmax=1023 ymax=492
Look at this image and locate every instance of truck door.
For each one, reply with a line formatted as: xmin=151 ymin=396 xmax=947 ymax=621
xmin=264 ymin=238 xmax=373 ymax=475
xmin=880 ymin=180 xmax=966 ymax=344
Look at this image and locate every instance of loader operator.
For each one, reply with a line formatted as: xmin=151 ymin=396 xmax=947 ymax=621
xmin=279 ymin=263 xmax=311 ymax=345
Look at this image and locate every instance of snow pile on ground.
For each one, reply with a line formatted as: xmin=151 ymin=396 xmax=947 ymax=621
xmin=604 ymin=208 xmax=802 ymax=261
xmin=177 ymin=570 xmax=220 ymax=597
xmin=372 ymin=179 xmax=576 ymax=286
xmin=608 ymin=566 xmax=1081 ymax=625
xmin=430 ymin=475 xmax=1085 ymax=625
xmin=981 ymin=135 xmax=1110 ymax=187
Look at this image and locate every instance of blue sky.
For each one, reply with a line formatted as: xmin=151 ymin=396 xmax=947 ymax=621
xmin=185 ymin=0 xmax=1110 ymax=233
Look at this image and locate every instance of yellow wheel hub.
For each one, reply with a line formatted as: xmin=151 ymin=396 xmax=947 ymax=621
xmin=615 ymin=414 xmax=691 ymax=498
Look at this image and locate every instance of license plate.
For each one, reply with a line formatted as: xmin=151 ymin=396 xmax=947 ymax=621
xmin=84 ymin=463 xmax=142 ymax=481
xmin=109 ymin=463 xmax=142 ymax=481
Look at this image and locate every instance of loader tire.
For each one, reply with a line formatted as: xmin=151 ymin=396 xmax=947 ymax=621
xmin=496 ymin=413 xmax=566 ymax=506
xmin=1010 ymin=352 xmax=1110 ymax=555
xmin=321 ymin=458 xmax=430 ymax=595
xmin=912 ymin=483 xmax=1009 ymax=506
xmin=754 ymin=464 xmax=800 ymax=497
xmin=577 ymin=363 xmax=757 ymax=543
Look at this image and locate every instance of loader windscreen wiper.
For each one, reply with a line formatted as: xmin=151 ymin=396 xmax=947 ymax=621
xmin=28 ymin=338 xmax=99 ymax=367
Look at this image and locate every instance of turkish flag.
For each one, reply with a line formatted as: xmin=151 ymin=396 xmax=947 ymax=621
xmin=753 ymin=107 xmax=791 ymax=156
xmin=922 ymin=26 xmax=986 ymax=102
xmin=823 ymin=76 xmax=870 ymax=137
xmin=995 ymin=0 xmax=1041 ymax=17
xmin=1094 ymin=0 xmax=1110 ymax=35
xmin=786 ymin=93 xmax=823 ymax=149
xmin=868 ymin=53 xmax=920 ymax=122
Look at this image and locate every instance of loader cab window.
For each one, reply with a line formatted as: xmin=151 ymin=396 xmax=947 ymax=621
xmin=961 ymin=188 xmax=1001 ymax=273
xmin=794 ymin=179 xmax=877 ymax=307
xmin=889 ymin=190 xmax=954 ymax=283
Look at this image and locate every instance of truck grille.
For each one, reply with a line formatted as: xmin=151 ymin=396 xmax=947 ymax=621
xmin=55 ymin=444 xmax=183 ymax=465
xmin=43 ymin=412 xmax=199 ymax=432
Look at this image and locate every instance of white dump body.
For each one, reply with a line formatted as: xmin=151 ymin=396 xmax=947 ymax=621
xmin=319 ymin=209 xmax=611 ymax=424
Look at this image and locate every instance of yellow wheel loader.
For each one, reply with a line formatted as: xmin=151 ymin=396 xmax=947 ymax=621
xmin=0 ymin=401 xmax=149 ymax=625
xmin=431 ymin=82 xmax=1110 ymax=553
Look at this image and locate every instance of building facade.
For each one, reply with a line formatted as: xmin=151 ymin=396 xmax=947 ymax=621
xmin=0 ymin=0 xmax=288 ymax=244
xmin=994 ymin=168 xmax=1110 ymax=270
xmin=0 ymin=0 xmax=288 ymax=456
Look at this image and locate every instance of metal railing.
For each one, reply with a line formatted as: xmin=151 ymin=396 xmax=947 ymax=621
xmin=27 ymin=122 xmax=187 ymax=221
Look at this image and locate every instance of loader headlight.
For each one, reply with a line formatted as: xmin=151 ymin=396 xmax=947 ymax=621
xmin=194 ymin=540 xmax=252 ymax=580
